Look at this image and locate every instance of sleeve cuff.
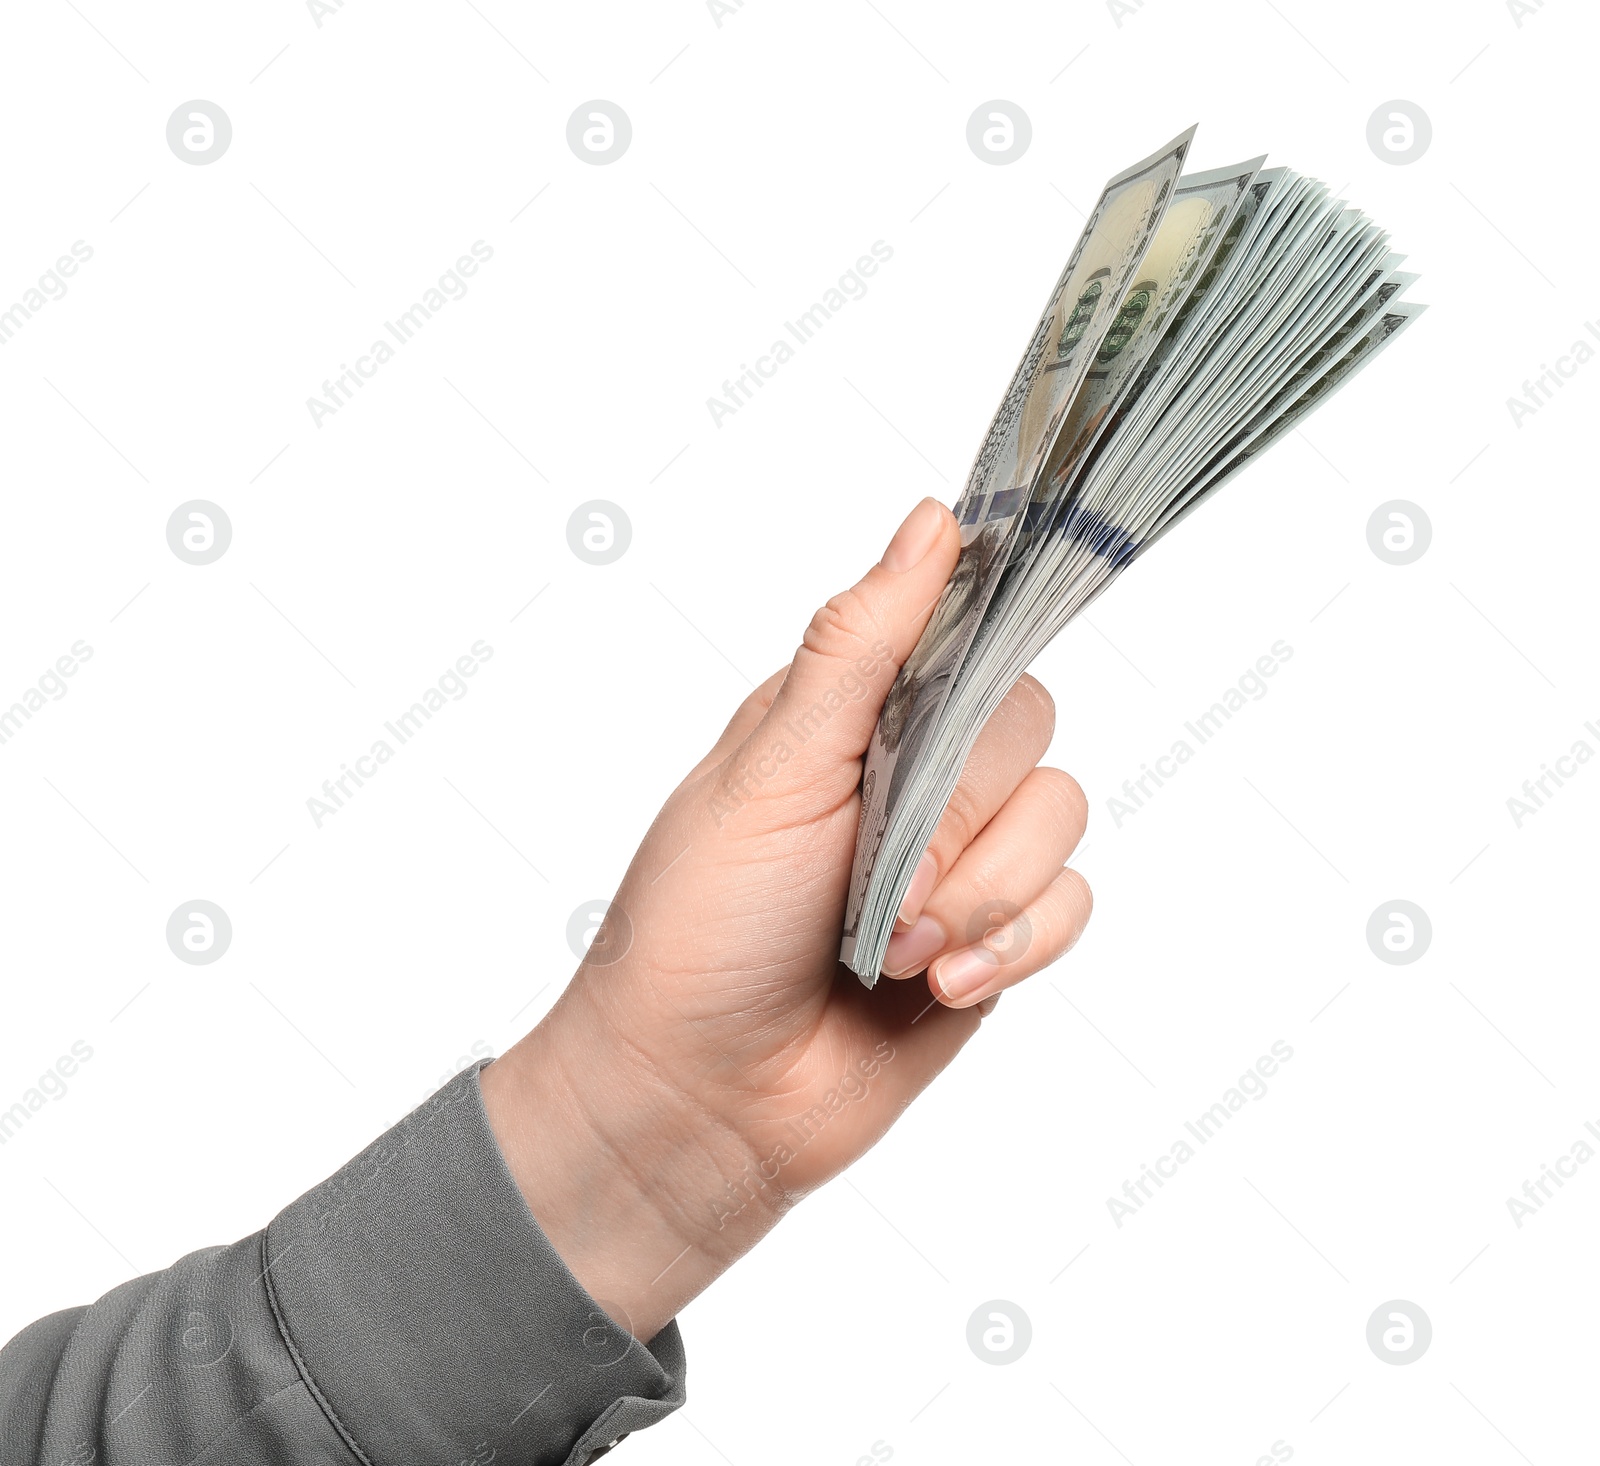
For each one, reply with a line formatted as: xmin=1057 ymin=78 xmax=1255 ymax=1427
xmin=263 ymin=1061 xmax=686 ymax=1466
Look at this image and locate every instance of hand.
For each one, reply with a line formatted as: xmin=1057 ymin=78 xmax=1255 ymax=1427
xmin=482 ymin=498 xmax=1092 ymax=1341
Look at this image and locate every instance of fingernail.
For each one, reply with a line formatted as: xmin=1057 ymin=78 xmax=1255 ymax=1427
xmin=882 ymin=914 xmax=945 ymax=978
xmin=880 ymin=498 xmax=945 ymax=573
xmin=894 ymin=852 xmax=939 ymax=931
xmin=932 ymin=945 xmax=1000 ymax=1007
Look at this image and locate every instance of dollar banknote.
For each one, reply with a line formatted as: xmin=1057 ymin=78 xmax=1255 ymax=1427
xmin=842 ymin=128 xmax=1424 ymax=982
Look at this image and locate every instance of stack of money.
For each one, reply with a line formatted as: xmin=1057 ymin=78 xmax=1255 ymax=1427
xmin=842 ymin=126 xmax=1423 ymax=984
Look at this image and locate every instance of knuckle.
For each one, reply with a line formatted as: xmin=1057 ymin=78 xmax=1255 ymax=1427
xmin=1013 ymin=673 xmax=1057 ymax=741
xmin=1059 ymin=866 xmax=1094 ymax=924
xmin=1030 ymin=766 xmax=1089 ymax=840
xmin=801 ymin=588 xmax=883 ymax=664
xmin=938 ymin=778 xmax=985 ymax=859
xmin=1031 ymin=871 xmax=1092 ymax=971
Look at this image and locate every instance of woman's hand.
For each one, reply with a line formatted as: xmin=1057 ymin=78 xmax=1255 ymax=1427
xmin=482 ymin=498 xmax=1092 ymax=1341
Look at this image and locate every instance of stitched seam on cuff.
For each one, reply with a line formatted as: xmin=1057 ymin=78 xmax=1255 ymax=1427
xmin=258 ymin=1228 xmax=376 ymax=1466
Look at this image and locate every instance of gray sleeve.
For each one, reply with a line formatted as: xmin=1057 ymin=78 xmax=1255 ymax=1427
xmin=0 ymin=1062 xmax=686 ymax=1466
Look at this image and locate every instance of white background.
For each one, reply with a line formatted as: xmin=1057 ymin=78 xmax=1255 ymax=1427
xmin=1 ymin=1 xmax=1596 ymax=1461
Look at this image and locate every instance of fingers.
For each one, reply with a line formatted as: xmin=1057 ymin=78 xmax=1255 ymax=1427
xmin=883 ymin=764 xmax=1087 ymax=978
xmin=928 ymin=865 xmax=1093 ymax=1008
xmin=889 ymin=675 xmax=1056 ymax=936
xmin=758 ymin=498 xmax=960 ymax=774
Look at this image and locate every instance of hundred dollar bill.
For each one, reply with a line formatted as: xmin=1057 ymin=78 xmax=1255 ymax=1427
xmin=840 ymin=128 xmax=1197 ymax=971
xmin=971 ymin=157 xmax=1267 ymax=662
xmin=1032 ymin=159 xmax=1265 ymax=531
xmin=958 ymin=126 xmax=1198 ymax=528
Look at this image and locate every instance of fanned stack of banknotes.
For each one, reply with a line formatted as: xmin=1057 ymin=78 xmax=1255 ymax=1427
xmin=841 ymin=125 xmax=1423 ymax=983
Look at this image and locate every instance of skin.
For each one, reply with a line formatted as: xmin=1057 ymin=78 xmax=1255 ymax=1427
xmin=481 ymin=499 xmax=1093 ymax=1343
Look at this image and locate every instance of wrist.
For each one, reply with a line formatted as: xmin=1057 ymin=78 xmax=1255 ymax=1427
xmin=481 ymin=985 xmax=784 ymax=1342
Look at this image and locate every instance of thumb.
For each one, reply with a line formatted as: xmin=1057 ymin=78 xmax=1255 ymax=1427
xmin=761 ymin=497 xmax=961 ymax=773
